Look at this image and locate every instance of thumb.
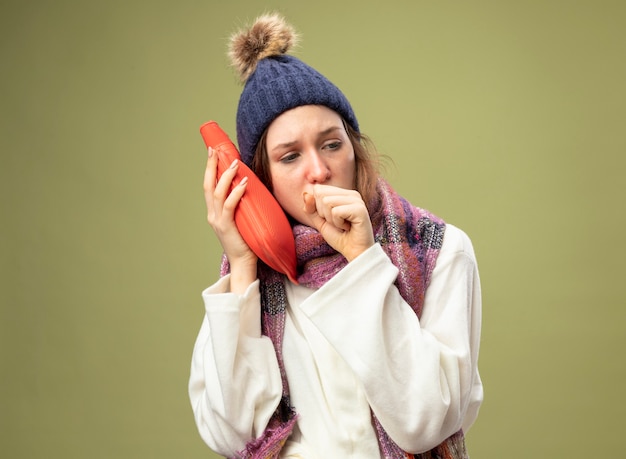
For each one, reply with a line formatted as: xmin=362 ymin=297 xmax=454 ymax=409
xmin=303 ymin=192 xmax=326 ymax=232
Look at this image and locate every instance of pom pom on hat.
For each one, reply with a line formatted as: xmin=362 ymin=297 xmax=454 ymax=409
xmin=228 ymin=13 xmax=299 ymax=82
xmin=228 ymin=12 xmax=359 ymax=166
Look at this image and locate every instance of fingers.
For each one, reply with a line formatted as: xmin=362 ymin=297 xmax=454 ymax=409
xmin=307 ymin=186 xmax=364 ymax=231
xmin=303 ymin=185 xmax=374 ymax=261
xmin=203 ymin=147 xmax=242 ymax=197
xmin=303 ymin=192 xmax=317 ymax=215
xmin=203 ymin=147 xmax=218 ymax=196
xmin=203 ymin=147 xmax=219 ymax=221
xmin=329 ymin=203 xmax=360 ymax=232
xmin=320 ymin=202 xmax=351 ymax=232
xmin=201 ymin=147 xmax=256 ymax=272
xmin=214 ymin=159 xmax=241 ymax=208
xmin=203 ymin=147 xmax=248 ymax=224
xmin=223 ymin=175 xmax=248 ymax=215
xmin=303 ymin=192 xmax=330 ymax=233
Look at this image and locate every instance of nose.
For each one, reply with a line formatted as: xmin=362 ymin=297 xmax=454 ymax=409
xmin=306 ymin=151 xmax=331 ymax=183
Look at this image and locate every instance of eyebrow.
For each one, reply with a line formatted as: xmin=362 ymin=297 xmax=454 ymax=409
xmin=270 ymin=126 xmax=343 ymax=153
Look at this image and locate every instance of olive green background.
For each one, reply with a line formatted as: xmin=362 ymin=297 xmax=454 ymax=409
xmin=1 ymin=0 xmax=624 ymax=457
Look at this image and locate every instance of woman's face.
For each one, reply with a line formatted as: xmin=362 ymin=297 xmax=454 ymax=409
xmin=265 ymin=105 xmax=356 ymax=227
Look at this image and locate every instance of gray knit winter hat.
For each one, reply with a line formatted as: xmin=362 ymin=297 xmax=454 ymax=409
xmin=228 ymin=13 xmax=359 ymax=166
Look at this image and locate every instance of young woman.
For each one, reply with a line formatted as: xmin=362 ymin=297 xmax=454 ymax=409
xmin=189 ymin=13 xmax=483 ymax=459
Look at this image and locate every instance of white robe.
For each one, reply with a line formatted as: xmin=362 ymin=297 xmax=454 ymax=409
xmin=189 ymin=224 xmax=483 ymax=457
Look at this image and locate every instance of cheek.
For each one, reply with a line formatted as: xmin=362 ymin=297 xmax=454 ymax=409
xmin=338 ymin=153 xmax=357 ymax=188
xmin=269 ymin=170 xmax=301 ymax=213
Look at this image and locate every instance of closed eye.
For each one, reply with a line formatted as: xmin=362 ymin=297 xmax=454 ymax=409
xmin=323 ymin=141 xmax=342 ymax=151
xmin=280 ymin=152 xmax=300 ymax=163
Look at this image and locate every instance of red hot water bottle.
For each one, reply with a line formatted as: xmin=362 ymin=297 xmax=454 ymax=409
xmin=200 ymin=121 xmax=298 ymax=284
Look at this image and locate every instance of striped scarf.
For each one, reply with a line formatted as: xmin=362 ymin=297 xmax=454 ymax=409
xmin=224 ymin=179 xmax=467 ymax=458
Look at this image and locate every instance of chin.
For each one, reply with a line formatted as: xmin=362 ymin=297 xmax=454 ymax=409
xmin=285 ymin=212 xmax=308 ymax=228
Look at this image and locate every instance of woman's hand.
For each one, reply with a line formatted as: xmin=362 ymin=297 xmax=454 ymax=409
xmin=303 ymin=184 xmax=375 ymax=262
xmin=203 ymin=147 xmax=258 ymax=292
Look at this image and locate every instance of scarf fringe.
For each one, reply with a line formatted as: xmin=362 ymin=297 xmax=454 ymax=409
xmin=412 ymin=430 xmax=468 ymax=459
xmin=234 ymin=414 xmax=298 ymax=459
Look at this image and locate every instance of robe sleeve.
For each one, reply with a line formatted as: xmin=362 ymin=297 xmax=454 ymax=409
xmin=188 ymin=276 xmax=283 ymax=456
xmin=298 ymin=224 xmax=483 ymax=453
